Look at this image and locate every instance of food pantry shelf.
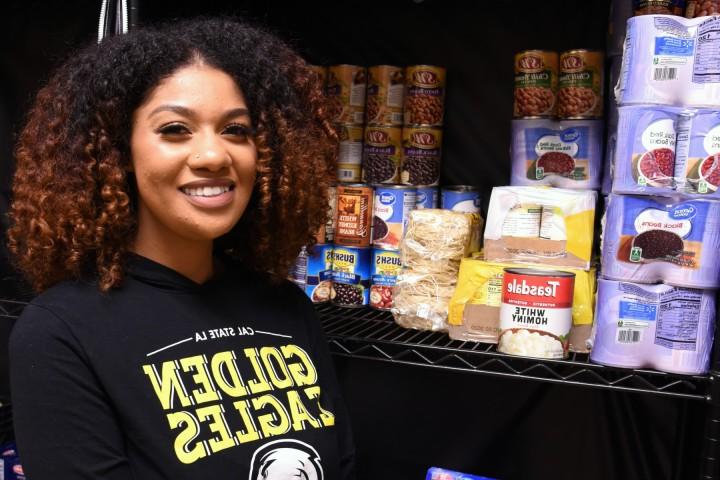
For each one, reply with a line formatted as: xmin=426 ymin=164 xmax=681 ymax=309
xmin=315 ymin=303 xmax=711 ymax=402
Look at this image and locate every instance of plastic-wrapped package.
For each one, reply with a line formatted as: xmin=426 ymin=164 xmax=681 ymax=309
xmin=510 ymin=119 xmax=603 ymax=189
xmin=601 ymin=193 xmax=720 ymax=287
xmin=447 ymin=256 xmax=596 ymax=352
xmin=602 ymin=87 xmax=620 ymax=195
xmin=613 ymin=105 xmax=682 ymax=194
xmin=590 ymin=278 xmax=715 ymax=375
xmin=674 ymin=110 xmax=720 ymax=195
xmin=483 ymin=186 xmax=597 ymax=270
xmin=616 ymin=15 xmax=720 ymax=108
xmin=392 ymin=209 xmax=475 ymax=331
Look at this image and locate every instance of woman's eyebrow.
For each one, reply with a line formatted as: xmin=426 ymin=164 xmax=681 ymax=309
xmin=220 ymin=107 xmax=251 ymax=122
xmin=147 ymin=104 xmax=195 ymax=119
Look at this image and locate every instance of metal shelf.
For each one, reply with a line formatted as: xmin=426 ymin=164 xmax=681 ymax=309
xmin=315 ymin=303 xmax=711 ymax=402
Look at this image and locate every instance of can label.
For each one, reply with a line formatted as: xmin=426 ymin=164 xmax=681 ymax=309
xmin=366 ymin=65 xmax=405 ymax=126
xmin=514 ymin=50 xmax=558 ymax=118
xmin=498 ymin=269 xmax=575 ymax=359
xmin=403 ymin=65 xmax=446 ymax=126
xmin=415 ymin=186 xmax=439 ymax=209
xmin=370 ymin=249 xmax=401 ymax=310
xmin=315 ymin=186 xmax=337 ymax=243
xmin=335 ymin=184 xmax=374 ymax=246
xmin=331 ymin=246 xmax=372 ymax=306
xmin=290 ymin=245 xmax=334 ymax=303
xmin=441 ymin=188 xmax=481 ymax=213
xmin=372 ymin=187 xmax=417 ymax=250
xmin=401 ymin=127 xmax=443 ymax=186
xmin=327 ymin=65 xmax=367 ymax=125
xmin=558 ymin=50 xmax=604 ymax=119
xmin=362 ymin=126 xmax=402 ymax=184
xmin=337 ymin=124 xmax=364 ymax=182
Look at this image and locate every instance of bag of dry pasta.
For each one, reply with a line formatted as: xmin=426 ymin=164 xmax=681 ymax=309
xmin=392 ymin=209 xmax=475 ymax=331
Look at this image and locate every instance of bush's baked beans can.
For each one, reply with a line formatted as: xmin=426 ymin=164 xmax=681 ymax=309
xmin=315 ymin=185 xmax=337 ymax=244
xmin=335 ymin=184 xmax=374 ymax=247
xmin=331 ymin=246 xmax=372 ymax=307
xmin=369 ymin=248 xmax=401 ymax=310
xmin=514 ymin=50 xmax=558 ymax=118
xmin=415 ymin=185 xmax=439 ymax=209
xmin=290 ymin=244 xmax=334 ymax=303
xmin=372 ymin=185 xmax=417 ymax=250
xmin=498 ymin=268 xmax=576 ymax=359
xmin=441 ymin=186 xmax=481 ymax=213
xmin=366 ymin=65 xmax=405 ymax=126
xmin=362 ymin=126 xmax=402 ymax=184
xmin=403 ymin=65 xmax=446 ymax=126
xmin=400 ymin=126 xmax=443 ymax=186
xmin=336 ymin=124 xmax=365 ymax=182
xmin=558 ymin=50 xmax=604 ymax=119
xmin=327 ymin=65 xmax=367 ymax=125
xmin=308 ymin=65 xmax=328 ymax=88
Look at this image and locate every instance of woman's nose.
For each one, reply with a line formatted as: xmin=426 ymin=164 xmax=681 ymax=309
xmin=187 ymin=133 xmax=231 ymax=171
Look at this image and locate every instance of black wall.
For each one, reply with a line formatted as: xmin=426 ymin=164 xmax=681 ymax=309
xmin=0 ymin=1 xmax=707 ymax=479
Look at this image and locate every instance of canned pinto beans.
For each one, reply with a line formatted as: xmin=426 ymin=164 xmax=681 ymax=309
xmin=370 ymin=248 xmax=402 ymax=310
xmin=514 ymin=50 xmax=558 ymax=118
xmin=366 ymin=65 xmax=405 ymax=126
xmin=362 ymin=126 xmax=402 ymax=184
xmin=372 ymin=185 xmax=416 ymax=250
xmin=558 ymin=50 xmax=604 ymax=119
xmin=331 ymin=246 xmax=372 ymax=307
xmin=404 ymin=65 xmax=446 ymax=126
xmin=327 ymin=65 xmax=367 ymax=125
xmin=400 ymin=126 xmax=443 ymax=186
xmin=498 ymin=268 xmax=576 ymax=359
xmin=335 ymin=184 xmax=374 ymax=247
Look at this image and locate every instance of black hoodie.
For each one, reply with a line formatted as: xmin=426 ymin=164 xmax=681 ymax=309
xmin=9 ymin=254 xmax=355 ymax=479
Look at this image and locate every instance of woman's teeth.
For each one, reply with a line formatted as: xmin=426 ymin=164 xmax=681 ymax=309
xmin=181 ymin=186 xmax=231 ymax=197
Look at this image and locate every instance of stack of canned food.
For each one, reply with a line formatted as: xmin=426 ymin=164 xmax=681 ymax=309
xmin=290 ymin=183 xmax=482 ymax=310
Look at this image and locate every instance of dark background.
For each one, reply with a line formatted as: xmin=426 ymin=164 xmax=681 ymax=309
xmin=0 ymin=1 xmax=708 ymax=479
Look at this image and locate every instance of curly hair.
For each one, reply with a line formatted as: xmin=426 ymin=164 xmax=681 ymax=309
xmin=9 ymin=17 xmax=337 ymax=293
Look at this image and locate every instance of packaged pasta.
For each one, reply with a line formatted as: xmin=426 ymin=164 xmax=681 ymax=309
xmin=483 ymin=186 xmax=597 ymax=270
xmin=447 ymin=256 xmax=596 ymax=352
xmin=392 ymin=209 xmax=476 ymax=331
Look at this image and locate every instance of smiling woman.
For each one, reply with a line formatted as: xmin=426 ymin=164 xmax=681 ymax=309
xmin=7 ymin=17 xmax=354 ymax=480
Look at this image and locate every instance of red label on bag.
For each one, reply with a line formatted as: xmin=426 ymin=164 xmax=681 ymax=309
xmin=502 ymin=269 xmax=575 ymax=308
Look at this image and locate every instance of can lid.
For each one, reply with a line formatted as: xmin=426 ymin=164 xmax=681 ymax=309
xmin=503 ymin=267 xmax=576 ymax=278
xmin=443 ymin=185 xmax=479 ymax=192
xmin=338 ymin=183 xmax=372 ymax=188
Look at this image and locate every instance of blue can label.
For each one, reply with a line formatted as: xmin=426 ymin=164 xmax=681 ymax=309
xmin=370 ymin=249 xmax=401 ymax=310
xmin=415 ymin=186 xmax=438 ymax=209
xmin=441 ymin=188 xmax=481 ymax=213
xmin=332 ymin=246 xmax=372 ymax=306
xmin=372 ymin=187 xmax=417 ymax=250
xmin=291 ymin=245 xmax=334 ymax=303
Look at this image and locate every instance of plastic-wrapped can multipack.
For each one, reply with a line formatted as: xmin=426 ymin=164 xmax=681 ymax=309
xmin=602 ymin=87 xmax=620 ymax=195
xmin=483 ymin=186 xmax=597 ymax=270
xmin=616 ymin=15 xmax=720 ymax=107
xmin=392 ymin=209 xmax=477 ymax=331
xmin=601 ymin=193 xmax=720 ymax=287
xmin=510 ymin=118 xmax=603 ymax=189
xmin=674 ymin=109 xmax=720 ymax=195
xmin=590 ymin=278 xmax=715 ymax=375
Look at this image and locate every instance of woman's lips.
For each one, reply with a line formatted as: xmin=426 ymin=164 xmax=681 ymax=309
xmin=180 ymin=188 xmax=235 ymax=208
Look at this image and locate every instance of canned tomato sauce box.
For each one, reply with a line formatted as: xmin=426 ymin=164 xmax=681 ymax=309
xmin=558 ymin=50 xmax=604 ymax=119
xmin=327 ymin=65 xmax=367 ymax=125
xmin=372 ymin=185 xmax=417 ymax=250
xmin=366 ymin=65 xmax=405 ymax=126
xmin=404 ymin=65 xmax=446 ymax=126
xmin=514 ymin=50 xmax=558 ymax=118
xmin=401 ymin=126 xmax=443 ymax=186
xmin=335 ymin=184 xmax=374 ymax=247
xmin=370 ymin=248 xmax=402 ymax=310
xmin=332 ymin=246 xmax=372 ymax=307
xmin=336 ymin=124 xmax=365 ymax=183
xmin=362 ymin=126 xmax=402 ymax=184
xmin=290 ymin=244 xmax=334 ymax=303
xmin=498 ymin=268 xmax=576 ymax=359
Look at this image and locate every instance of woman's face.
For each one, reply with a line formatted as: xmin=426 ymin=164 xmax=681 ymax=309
xmin=130 ymin=63 xmax=257 ymax=248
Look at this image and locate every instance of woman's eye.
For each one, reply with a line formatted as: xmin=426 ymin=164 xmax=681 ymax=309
xmin=158 ymin=123 xmax=190 ymax=136
xmin=223 ymin=124 xmax=253 ymax=140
